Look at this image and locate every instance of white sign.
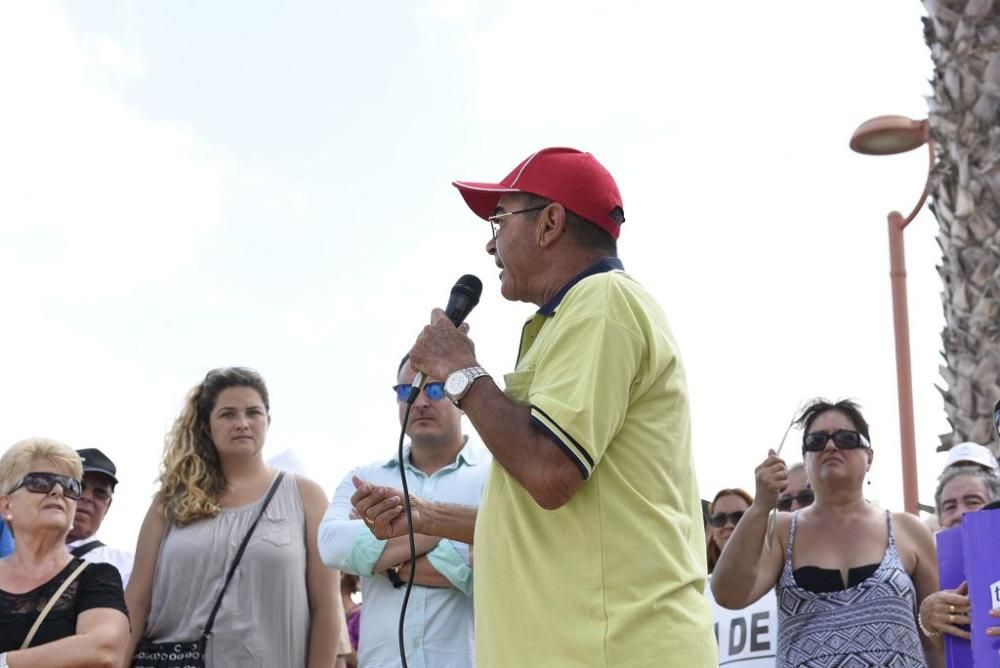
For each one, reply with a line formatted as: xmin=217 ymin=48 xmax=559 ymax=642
xmin=990 ymin=579 xmax=1000 ymax=612
xmin=706 ymin=581 xmax=777 ymax=668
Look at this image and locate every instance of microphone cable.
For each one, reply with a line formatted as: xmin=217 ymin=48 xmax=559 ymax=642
xmin=395 ymin=399 xmax=418 ymax=668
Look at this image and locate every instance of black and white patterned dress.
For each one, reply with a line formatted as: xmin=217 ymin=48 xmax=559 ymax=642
xmin=776 ymin=511 xmax=927 ymax=668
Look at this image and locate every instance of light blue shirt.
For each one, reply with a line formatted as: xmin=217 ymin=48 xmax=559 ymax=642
xmin=319 ymin=438 xmax=488 ymax=668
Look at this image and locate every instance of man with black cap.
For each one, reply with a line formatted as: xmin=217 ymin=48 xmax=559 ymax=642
xmin=353 ymin=148 xmax=715 ymax=666
xmin=66 ymin=448 xmax=134 ymax=587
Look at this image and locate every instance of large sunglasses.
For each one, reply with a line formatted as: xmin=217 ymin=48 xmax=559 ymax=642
xmin=7 ymin=472 xmax=83 ymax=500
xmin=708 ymin=511 xmax=745 ymax=528
xmin=776 ymin=489 xmax=815 ymax=512
xmin=393 ymin=382 xmax=446 ymax=402
xmin=802 ymin=430 xmax=871 ymax=452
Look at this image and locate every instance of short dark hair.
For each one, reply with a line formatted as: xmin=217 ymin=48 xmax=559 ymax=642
xmin=398 ymin=353 xmax=410 ymax=375
xmin=522 ymin=195 xmax=617 ymax=256
xmin=795 ymin=398 xmax=870 ymax=445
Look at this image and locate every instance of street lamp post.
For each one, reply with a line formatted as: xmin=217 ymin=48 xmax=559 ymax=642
xmin=849 ymin=114 xmax=934 ymax=516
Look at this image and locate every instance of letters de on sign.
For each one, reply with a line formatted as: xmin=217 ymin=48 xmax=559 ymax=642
xmin=707 ymin=585 xmax=777 ymax=667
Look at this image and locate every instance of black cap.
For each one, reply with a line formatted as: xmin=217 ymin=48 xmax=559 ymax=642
xmin=76 ymin=448 xmax=119 ymax=486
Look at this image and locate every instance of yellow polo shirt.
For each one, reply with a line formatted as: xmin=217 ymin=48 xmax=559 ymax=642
xmin=474 ymin=259 xmax=716 ymax=667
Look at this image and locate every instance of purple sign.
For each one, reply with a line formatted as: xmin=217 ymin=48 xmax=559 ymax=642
xmin=936 ymin=525 xmax=973 ymax=667
xmin=960 ymin=508 xmax=1000 ymax=667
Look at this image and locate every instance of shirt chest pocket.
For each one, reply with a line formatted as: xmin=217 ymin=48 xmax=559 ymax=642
xmin=258 ymin=509 xmax=292 ymax=547
xmin=503 ymin=368 xmax=535 ymax=405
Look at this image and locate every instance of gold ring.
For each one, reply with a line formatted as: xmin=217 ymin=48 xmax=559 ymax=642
xmin=949 ymin=613 xmax=955 ymax=623
xmin=950 ymin=604 xmax=955 ymax=614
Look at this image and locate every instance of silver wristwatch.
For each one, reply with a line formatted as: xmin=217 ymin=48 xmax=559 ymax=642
xmin=444 ymin=366 xmax=490 ymax=405
xmin=0 ymin=651 xmax=8 ymax=668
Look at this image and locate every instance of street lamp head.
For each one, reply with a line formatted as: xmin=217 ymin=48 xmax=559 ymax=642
xmin=850 ymin=115 xmax=929 ymax=155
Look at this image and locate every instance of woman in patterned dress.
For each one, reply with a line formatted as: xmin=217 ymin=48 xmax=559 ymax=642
xmin=710 ymin=398 xmax=943 ymax=667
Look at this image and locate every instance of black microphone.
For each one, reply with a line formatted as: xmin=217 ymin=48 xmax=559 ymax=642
xmin=408 ymin=274 xmax=483 ymax=404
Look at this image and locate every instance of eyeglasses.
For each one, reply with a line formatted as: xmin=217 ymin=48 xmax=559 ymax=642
xmin=7 ymin=472 xmax=83 ymax=500
xmin=487 ymin=206 xmax=547 ymax=242
xmin=993 ymin=398 xmax=1000 ymax=438
xmin=82 ymin=480 xmax=113 ymax=502
xmin=393 ymin=382 xmax=446 ymax=402
xmin=708 ymin=511 xmax=745 ymax=528
xmin=802 ymin=430 xmax=871 ymax=452
xmin=776 ymin=489 xmax=815 ymax=511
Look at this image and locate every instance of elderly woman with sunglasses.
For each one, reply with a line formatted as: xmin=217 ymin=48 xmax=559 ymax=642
xmin=711 ymin=399 xmax=942 ymax=668
xmin=0 ymin=438 xmax=129 ymax=667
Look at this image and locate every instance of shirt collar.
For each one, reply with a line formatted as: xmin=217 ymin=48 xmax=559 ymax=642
xmin=382 ymin=435 xmax=482 ymax=470
xmin=537 ymin=256 xmax=624 ymax=316
xmin=66 ymin=535 xmax=102 ymax=549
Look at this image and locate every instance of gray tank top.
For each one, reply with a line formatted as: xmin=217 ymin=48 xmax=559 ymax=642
xmin=775 ymin=510 xmax=926 ymax=668
xmin=145 ymin=473 xmax=309 ymax=667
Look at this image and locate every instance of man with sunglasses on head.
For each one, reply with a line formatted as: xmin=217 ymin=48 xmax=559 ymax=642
xmin=318 ymin=355 xmax=488 ymax=668
xmin=351 ymin=148 xmax=716 ymax=667
xmin=65 ymin=448 xmax=134 ymax=588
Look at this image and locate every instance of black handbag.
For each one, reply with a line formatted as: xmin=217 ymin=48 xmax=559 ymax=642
xmin=132 ymin=472 xmax=286 ymax=668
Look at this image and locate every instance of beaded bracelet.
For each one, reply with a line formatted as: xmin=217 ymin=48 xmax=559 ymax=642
xmin=918 ymin=611 xmax=942 ymax=638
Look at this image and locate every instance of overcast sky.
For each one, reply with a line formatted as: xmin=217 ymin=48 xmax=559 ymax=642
xmin=1 ymin=1 xmax=956 ymax=550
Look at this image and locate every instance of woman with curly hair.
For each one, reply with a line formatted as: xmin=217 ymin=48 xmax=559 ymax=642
xmin=124 ymin=367 xmax=343 ymax=667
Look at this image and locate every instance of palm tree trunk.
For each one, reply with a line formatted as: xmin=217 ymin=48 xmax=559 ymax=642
xmin=922 ymin=0 xmax=1000 ymax=455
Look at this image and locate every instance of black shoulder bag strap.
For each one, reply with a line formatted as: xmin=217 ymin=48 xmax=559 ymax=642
xmin=70 ymin=540 xmax=105 ymax=558
xmin=201 ymin=471 xmax=286 ymax=642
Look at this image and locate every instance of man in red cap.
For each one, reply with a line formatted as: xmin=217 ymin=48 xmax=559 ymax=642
xmin=353 ymin=148 xmax=715 ymax=666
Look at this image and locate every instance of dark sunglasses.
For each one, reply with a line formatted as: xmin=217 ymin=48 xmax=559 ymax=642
xmin=802 ymin=430 xmax=871 ymax=452
xmin=776 ymin=489 xmax=815 ymax=512
xmin=708 ymin=511 xmax=745 ymax=528
xmin=7 ymin=472 xmax=83 ymax=500
xmin=393 ymin=382 xmax=446 ymax=402
xmin=993 ymin=398 xmax=1000 ymax=439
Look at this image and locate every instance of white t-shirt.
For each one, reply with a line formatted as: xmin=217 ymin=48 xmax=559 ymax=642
xmin=66 ymin=535 xmax=134 ymax=589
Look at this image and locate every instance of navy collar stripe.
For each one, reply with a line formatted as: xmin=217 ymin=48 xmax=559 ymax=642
xmin=537 ymin=256 xmax=624 ymax=316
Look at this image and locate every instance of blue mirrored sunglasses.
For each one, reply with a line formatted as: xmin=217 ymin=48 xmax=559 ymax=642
xmin=393 ymin=382 xmax=446 ymax=402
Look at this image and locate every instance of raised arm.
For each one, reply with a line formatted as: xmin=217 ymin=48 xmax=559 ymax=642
xmin=711 ymin=451 xmax=789 ymax=609
xmin=412 ymin=310 xmax=585 ymax=509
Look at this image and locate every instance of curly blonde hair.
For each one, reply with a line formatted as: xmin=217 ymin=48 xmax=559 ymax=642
xmin=158 ymin=367 xmax=270 ymax=526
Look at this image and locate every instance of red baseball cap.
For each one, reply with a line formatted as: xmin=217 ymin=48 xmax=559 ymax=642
xmin=452 ymin=147 xmax=625 ymax=239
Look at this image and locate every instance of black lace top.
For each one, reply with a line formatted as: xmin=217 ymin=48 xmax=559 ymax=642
xmin=0 ymin=558 xmax=129 ymax=651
